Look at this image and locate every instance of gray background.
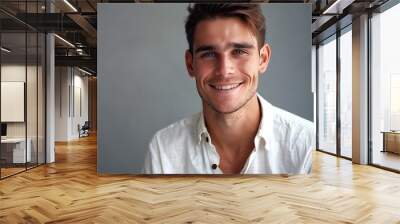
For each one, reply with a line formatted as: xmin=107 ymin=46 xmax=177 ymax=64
xmin=98 ymin=3 xmax=312 ymax=174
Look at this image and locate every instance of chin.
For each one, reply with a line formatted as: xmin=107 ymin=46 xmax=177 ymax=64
xmin=210 ymin=102 xmax=243 ymax=114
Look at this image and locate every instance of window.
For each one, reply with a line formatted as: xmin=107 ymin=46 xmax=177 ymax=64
xmin=339 ymin=27 xmax=352 ymax=158
xmin=370 ymin=2 xmax=400 ymax=171
xmin=318 ymin=35 xmax=337 ymax=155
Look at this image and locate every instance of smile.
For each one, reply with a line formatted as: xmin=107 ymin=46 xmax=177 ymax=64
xmin=209 ymin=83 xmax=242 ymax=91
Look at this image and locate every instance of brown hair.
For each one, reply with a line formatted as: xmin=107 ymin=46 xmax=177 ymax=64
xmin=185 ymin=3 xmax=266 ymax=53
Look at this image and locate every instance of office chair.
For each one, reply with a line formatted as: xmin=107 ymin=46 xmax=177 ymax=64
xmin=79 ymin=121 xmax=90 ymax=138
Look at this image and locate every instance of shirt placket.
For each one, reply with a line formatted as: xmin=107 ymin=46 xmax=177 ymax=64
xmin=204 ymin=136 xmax=222 ymax=174
xmin=241 ymin=135 xmax=263 ymax=174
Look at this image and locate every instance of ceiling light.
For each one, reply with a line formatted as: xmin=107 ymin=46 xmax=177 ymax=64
xmin=76 ymin=49 xmax=84 ymax=55
xmin=1 ymin=47 xmax=11 ymax=53
xmin=322 ymin=0 xmax=354 ymax=15
xmin=54 ymin=34 xmax=75 ymax=48
xmin=322 ymin=0 xmax=342 ymax=15
xmin=63 ymin=0 xmax=78 ymax=12
xmin=78 ymin=67 xmax=92 ymax=76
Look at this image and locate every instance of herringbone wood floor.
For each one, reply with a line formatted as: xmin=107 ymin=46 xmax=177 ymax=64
xmin=1 ymin=135 xmax=400 ymax=223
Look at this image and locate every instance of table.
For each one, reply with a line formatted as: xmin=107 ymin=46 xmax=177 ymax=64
xmin=1 ymin=138 xmax=32 ymax=163
xmin=381 ymin=131 xmax=400 ymax=154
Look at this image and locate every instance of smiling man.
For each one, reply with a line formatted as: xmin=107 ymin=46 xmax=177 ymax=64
xmin=143 ymin=3 xmax=315 ymax=174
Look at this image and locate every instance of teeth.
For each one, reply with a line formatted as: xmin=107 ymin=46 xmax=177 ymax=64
xmin=212 ymin=83 xmax=241 ymax=90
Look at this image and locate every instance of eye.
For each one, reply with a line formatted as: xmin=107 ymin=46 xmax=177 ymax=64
xmin=200 ymin=51 xmax=217 ymax=58
xmin=232 ymin=49 xmax=247 ymax=56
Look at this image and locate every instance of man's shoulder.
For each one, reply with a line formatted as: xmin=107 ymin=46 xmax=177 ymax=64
xmin=151 ymin=113 xmax=200 ymax=146
xmin=268 ymin=104 xmax=314 ymax=142
xmin=266 ymin=103 xmax=315 ymax=173
xmin=258 ymin=95 xmax=313 ymax=135
xmin=273 ymin=107 xmax=313 ymax=131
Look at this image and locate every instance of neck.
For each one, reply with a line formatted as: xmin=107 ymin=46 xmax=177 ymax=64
xmin=203 ymin=94 xmax=261 ymax=153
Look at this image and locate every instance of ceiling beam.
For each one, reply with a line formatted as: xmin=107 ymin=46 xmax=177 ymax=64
xmin=67 ymin=13 xmax=97 ymax=46
xmin=55 ymin=55 xmax=96 ymax=70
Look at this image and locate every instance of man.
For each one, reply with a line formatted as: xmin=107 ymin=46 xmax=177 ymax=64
xmin=143 ymin=3 xmax=315 ymax=174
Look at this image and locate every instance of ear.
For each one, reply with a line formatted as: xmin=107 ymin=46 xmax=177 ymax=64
xmin=185 ymin=50 xmax=195 ymax=78
xmin=258 ymin=43 xmax=271 ymax=74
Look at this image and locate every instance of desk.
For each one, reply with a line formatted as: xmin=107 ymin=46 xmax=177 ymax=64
xmin=381 ymin=131 xmax=400 ymax=154
xmin=1 ymin=138 xmax=31 ymax=163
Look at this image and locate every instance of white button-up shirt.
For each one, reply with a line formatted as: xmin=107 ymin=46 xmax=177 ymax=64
xmin=143 ymin=94 xmax=315 ymax=174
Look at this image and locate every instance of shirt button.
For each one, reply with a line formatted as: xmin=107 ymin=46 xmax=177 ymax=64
xmin=205 ymin=137 xmax=209 ymax=143
xmin=211 ymin=164 xmax=218 ymax=169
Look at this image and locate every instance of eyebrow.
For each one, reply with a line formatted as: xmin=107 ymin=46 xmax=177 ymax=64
xmin=194 ymin=42 xmax=255 ymax=54
xmin=230 ymin=42 xmax=254 ymax=49
xmin=195 ymin=45 xmax=215 ymax=54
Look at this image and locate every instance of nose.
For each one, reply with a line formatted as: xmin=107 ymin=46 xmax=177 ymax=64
xmin=215 ymin=54 xmax=234 ymax=76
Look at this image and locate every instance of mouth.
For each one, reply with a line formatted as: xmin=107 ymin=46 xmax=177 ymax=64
xmin=209 ymin=82 xmax=243 ymax=91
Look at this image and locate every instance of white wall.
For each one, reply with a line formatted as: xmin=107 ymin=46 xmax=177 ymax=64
xmin=55 ymin=66 xmax=70 ymax=141
xmin=55 ymin=67 xmax=89 ymax=141
xmin=1 ymin=64 xmax=39 ymax=138
xmin=72 ymin=73 xmax=89 ymax=138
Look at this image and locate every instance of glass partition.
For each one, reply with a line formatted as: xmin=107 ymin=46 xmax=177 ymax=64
xmin=38 ymin=32 xmax=45 ymax=165
xmin=27 ymin=31 xmax=38 ymax=169
xmin=1 ymin=30 xmax=28 ymax=177
xmin=0 ymin=1 xmax=46 ymax=179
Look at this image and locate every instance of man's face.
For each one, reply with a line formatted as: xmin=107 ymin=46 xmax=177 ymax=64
xmin=185 ymin=17 xmax=271 ymax=114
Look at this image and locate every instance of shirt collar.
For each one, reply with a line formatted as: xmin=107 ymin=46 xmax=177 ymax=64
xmin=196 ymin=112 xmax=209 ymax=144
xmin=255 ymin=93 xmax=275 ymax=150
xmin=195 ymin=93 xmax=275 ymax=149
